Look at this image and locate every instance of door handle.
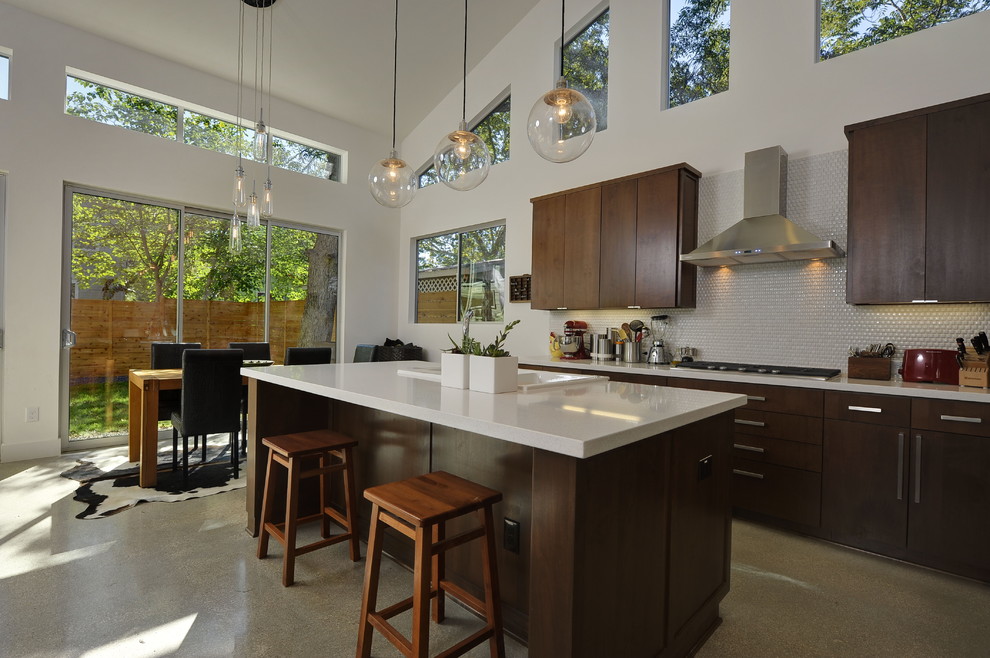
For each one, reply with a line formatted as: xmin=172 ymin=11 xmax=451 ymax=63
xmin=62 ymin=329 xmax=77 ymax=348
xmin=914 ymin=434 xmax=922 ymax=504
xmin=848 ymin=405 xmax=882 ymax=413
xmin=939 ymin=414 xmax=981 ymax=424
xmin=732 ymin=468 xmax=764 ymax=480
xmin=734 ymin=419 xmax=765 ymax=427
xmin=733 ymin=443 xmax=766 ymax=454
xmin=896 ymin=432 xmax=904 ymax=501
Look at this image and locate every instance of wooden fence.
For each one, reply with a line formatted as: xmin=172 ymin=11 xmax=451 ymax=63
xmin=70 ymin=298 xmax=309 ymax=383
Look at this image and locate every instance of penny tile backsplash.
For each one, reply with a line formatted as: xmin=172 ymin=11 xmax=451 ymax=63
xmin=550 ymin=149 xmax=990 ymax=372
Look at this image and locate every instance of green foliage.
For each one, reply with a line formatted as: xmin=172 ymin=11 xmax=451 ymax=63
xmin=183 ymin=110 xmax=255 ymax=159
xmin=563 ymin=9 xmax=610 ymax=129
xmin=272 ymin=136 xmax=340 ymax=181
xmin=669 ymin=0 xmax=731 ymax=108
xmin=820 ymin=0 xmax=989 ymax=59
xmin=471 ymin=319 xmax=520 ymax=357
xmin=472 ymin=96 xmax=511 ymax=164
xmin=66 ymin=76 xmax=178 ymax=139
xmin=447 ymin=333 xmax=480 ymax=354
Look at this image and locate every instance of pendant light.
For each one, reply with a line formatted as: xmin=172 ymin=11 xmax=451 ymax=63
xmin=526 ymin=0 xmax=597 ymax=163
xmin=232 ymin=0 xmax=248 ymax=209
xmin=230 ymin=209 xmax=243 ymax=254
xmin=260 ymin=0 xmax=275 ymax=218
xmin=369 ymin=0 xmax=417 ymax=208
xmin=432 ymin=0 xmax=490 ymax=191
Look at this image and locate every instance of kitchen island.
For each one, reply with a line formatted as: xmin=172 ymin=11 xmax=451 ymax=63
xmin=241 ymin=361 xmax=747 ymax=657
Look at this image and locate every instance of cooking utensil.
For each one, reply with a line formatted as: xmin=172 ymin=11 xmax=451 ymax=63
xmin=621 ymin=323 xmax=633 ymax=340
xmin=979 ymin=331 xmax=989 ymax=352
xmin=629 ymin=319 xmax=644 ymax=333
xmin=972 ymin=337 xmax=984 ymax=355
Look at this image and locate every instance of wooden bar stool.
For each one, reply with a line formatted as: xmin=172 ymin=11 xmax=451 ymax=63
xmin=256 ymin=429 xmax=360 ymax=586
xmin=356 ymin=470 xmax=505 ymax=658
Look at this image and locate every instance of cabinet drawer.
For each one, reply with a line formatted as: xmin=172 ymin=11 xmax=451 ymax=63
xmin=671 ymin=379 xmax=822 ymax=416
xmin=825 ymin=391 xmax=911 ymax=426
xmin=734 ymin=409 xmax=823 ymax=445
xmin=912 ymin=398 xmax=990 ymax=437
xmin=732 ymin=435 xmax=822 ymax=472
xmin=731 ymin=458 xmax=822 ymax=527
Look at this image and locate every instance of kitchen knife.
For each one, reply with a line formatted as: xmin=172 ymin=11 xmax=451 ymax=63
xmin=980 ymin=331 xmax=990 ymax=353
xmin=972 ymin=337 xmax=984 ymax=355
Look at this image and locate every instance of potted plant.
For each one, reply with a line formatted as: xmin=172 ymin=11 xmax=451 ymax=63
xmin=469 ymin=319 xmax=521 ymax=394
xmin=441 ymin=311 xmax=478 ymax=389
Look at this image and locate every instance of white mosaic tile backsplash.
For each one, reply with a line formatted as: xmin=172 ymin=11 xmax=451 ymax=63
xmin=551 ymin=150 xmax=990 ymax=373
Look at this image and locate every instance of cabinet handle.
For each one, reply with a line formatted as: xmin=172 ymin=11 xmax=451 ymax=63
xmin=747 ymin=395 xmax=766 ymax=402
xmin=733 ymin=443 xmax=766 ymax=454
xmin=848 ymin=405 xmax=882 ymax=413
xmin=914 ymin=434 xmax=922 ymax=504
xmin=732 ymin=468 xmax=765 ymax=480
xmin=896 ymin=432 xmax=904 ymax=501
xmin=627 ymin=305 xmax=641 ymax=309
xmin=735 ymin=419 xmax=766 ymax=427
xmin=939 ymin=414 xmax=982 ymax=424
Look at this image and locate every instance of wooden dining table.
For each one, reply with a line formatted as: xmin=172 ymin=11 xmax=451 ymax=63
xmin=128 ymin=367 xmax=254 ymax=487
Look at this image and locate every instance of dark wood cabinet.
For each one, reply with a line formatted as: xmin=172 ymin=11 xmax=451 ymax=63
xmin=845 ymin=93 xmax=990 ymax=304
xmin=531 ymin=164 xmax=698 ymax=310
xmin=823 ymin=392 xmax=990 ymax=581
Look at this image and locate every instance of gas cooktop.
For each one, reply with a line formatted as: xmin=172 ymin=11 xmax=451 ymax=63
xmin=675 ymin=361 xmax=841 ymax=380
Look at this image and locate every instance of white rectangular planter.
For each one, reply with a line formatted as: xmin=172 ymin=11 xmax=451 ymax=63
xmin=469 ymin=355 xmax=518 ymax=394
xmin=441 ymin=352 xmax=471 ymax=389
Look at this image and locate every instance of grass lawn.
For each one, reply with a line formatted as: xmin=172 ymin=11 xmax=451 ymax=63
xmin=68 ymin=381 xmax=131 ymax=440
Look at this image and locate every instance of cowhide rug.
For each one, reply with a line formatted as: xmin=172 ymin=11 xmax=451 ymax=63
xmin=61 ymin=436 xmax=245 ymax=520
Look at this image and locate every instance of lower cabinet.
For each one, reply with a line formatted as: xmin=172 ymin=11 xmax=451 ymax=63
xmin=823 ymin=392 xmax=990 ymax=581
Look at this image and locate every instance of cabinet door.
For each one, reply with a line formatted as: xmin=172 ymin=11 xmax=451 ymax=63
xmin=846 ymin=116 xmax=927 ymax=303
xmin=599 ymin=179 xmax=638 ymax=308
xmin=562 ymin=187 xmax=601 ymax=309
xmin=908 ymin=430 xmax=990 ymax=575
xmin=822 ymin=419 xmax=909 ymax=551
xmin=926 ymin=100 xmax=990 ymax=302
xmin=636 ymin=171 xmax=681 ymax=308
xmin=531 ymin=195 xmax=566 ymax=309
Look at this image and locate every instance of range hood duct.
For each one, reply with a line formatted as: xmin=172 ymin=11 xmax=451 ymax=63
xmin=680 ymin=146 xmax=845 ymax=267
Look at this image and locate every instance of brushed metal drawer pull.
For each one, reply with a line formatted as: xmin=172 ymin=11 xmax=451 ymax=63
xmin=747 ymin=395 xmax=766 ymax=402
xmin=848 ymin=405 xmax=882 ymax=413
xmin=914 ymin=434 xmax=922 ymax=504
xmin=733 ymin=443 xmax=766 ymax=454
xmin=735 ymin=419 xmax=766 ymax=427
xmin=939 ymin=414 xmax=982 ymax=424
xmin=896 ymin=432 xmax=904 ymax=501
xmin=732 ymin=469 xmax=765 ymax=480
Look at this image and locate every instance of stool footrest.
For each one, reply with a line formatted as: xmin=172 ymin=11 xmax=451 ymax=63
xmin=367 ymin=613 xmax=413 ymax=655
xmin=435 ymin=626 xmax=496 ymax=658
xmin=294 ymin=532 xmax=354 ymax=557
xmin=439 ymin=579 xmax=486 ymax=619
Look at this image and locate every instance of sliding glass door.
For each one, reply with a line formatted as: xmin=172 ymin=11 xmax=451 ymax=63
xmin=61 ymin=187 xmax=340 ymax=449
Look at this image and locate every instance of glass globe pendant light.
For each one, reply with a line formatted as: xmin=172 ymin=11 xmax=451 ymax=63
xmin=433 ymin=0 xmax=490 ymax=191
xmin=369 ymin=0 xmax=417 ymax=208
xmin=527 ymin=0 xmax=597 ymax=163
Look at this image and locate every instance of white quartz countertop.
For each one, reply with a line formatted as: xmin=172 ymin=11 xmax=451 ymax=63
xmin=518 ymin=356 xmax=990 ymax=402
xmin=241 ymin=361 xmax=747 ymax=459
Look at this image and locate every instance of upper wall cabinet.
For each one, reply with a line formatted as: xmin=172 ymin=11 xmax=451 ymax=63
xmin=845 ymin=93 xmax=990 ymax=304
xmin=531 ymin=164 xmax=699 ymax=310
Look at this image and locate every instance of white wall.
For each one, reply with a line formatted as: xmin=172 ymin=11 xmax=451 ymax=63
xmin=0 ymin=3 xmax=397 ymax=461
xmin=395 ymin=0 xmax=990 ymax=361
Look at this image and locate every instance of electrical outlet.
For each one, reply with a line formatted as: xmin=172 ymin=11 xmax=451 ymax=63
xmin=25 ymin=407 xmax=40 ymax=423
xmin=503 ymin=518 xmax=520 ymax=554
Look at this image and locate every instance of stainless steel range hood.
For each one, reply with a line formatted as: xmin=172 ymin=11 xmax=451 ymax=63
xmin=680 ymin=146 xmax=845 ymax=267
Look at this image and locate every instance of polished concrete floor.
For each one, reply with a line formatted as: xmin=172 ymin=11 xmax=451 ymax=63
xmin=2 ymin=442 xmax=989 ymax=657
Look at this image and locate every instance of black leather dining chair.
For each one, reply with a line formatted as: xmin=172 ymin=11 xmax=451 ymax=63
xmin=170 ymin=349 xmax=244 ymax=482
xmin=151 ymin=342 xmax=201 ymax=445
xmin=228 ymin=342 xmax=271 ymax=360
xmin=284 ymin=346 xmax=333 ymax=365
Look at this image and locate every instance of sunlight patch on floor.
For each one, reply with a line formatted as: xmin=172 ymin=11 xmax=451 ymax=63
xmin=732 ymin=562 xmax=822 ymax=592
xmin=79 ymin=614 xmax=197 ymax=658
xmin=0 ymin=512 xmax=115 ymax=580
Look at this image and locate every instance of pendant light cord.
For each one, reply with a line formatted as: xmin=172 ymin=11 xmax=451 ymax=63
xmin=236 ymin=0 xmax=245 ymax=166
xmin=461 ymin=0 xmax=467 ymax=122
xmin=266 ymin=2 xmax=274 ymax=177
xmin=391 ymin=0 xmax=399 ymax=151
xmin=559 ymin=0 xmax=566 ymax=77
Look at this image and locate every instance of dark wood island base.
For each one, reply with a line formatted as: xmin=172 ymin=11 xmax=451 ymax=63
xmin=245 ymin=377 xmax=735 ymax=657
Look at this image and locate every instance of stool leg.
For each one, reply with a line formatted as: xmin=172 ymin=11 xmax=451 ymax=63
xmin=412 ymin=524 xmax=432 ymax=658
xmin=479 ymin=506 xmax=506 ymax=658
xmin=432 ymin=521 xmax=445 ymax=623
xmin=319 ymin=452 xmax=331 ymax=539
xmin=342 ymin=447 xmax=361 ymax=561
xmin=357 ymin=503 xmax=384 ymax=658
xmin=282 ymin=455 xmax=301 ymax=587
xmin=257 ymin=450 xmax=276 ymax=559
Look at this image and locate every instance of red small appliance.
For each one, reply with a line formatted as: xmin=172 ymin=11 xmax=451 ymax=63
xmin=559 ymin=320 xmax=590 ymax=360
xmin=898 ymin=349 xmax=960 ymax=385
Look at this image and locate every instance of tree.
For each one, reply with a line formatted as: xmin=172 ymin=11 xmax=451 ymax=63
xmin=820 ymin=0 xmax=990 ymax=59
xmin=473 ymin=97 xmax=511 ymax=164
xmin=669 ymin=0 xmax=730 ymax=108
xmin=297 ymin=233 xmax=339 ymax=346
xmin=564 ymin=10 xmax=610 ymax=129
xmin=66 ymin=77 xmax=177 ymax=138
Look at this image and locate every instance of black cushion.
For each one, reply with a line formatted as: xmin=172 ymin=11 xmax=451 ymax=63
xmin=151 ymin=342 xmax=201 ymax=421
xmin=171 ymin=349 xmax=243 ymax=437
xmin=228 ymin=342 xmax=271 ymax=360
xmin=285 ymin=346 xmax=332 ymax=365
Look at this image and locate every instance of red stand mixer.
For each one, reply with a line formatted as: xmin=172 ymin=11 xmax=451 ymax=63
xmin=558 ymin=320 xmax=590 ymax=360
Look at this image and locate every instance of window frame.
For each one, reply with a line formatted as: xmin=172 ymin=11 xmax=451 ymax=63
xmin=0 ymin=48 xmax=11 ymax=101
xmin=64 ymin=68 xmax=347 ymax=183
xmin=412 ymin=220 xmax=507 ymax=324
xmin=560 ymin=3 xmax=610 ymax=131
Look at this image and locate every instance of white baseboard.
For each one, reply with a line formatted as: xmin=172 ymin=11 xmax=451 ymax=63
xmin=0 ymin=439 xmax=62 ymax=463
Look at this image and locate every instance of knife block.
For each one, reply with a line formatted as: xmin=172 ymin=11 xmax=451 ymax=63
xmin=847 ymin=356 xmax=891 ymax=380
xmin=958 ymin=353 xmax=990 ymax=388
